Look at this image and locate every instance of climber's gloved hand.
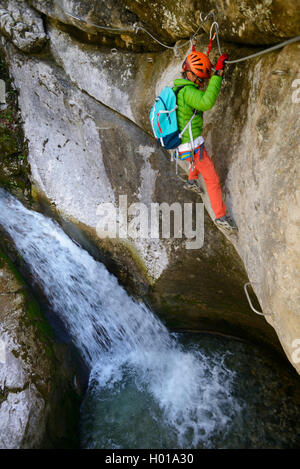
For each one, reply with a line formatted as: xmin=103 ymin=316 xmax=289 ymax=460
xmin=214 ymin=54 xmax=229 ymax=76
xmin=216 ymin=54 xmax=229 ymax=70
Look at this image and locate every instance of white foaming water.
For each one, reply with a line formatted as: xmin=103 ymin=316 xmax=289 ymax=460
xmin=0 ymin=189 xmax=240 ymax=448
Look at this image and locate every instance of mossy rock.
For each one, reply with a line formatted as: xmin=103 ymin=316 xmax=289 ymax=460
xmin=0 ymin=49 xmax=32 ymax=204
xmin=0 ymin=247 xmax=82 ymax=448
xmin=0 ymin=126 xmax=18 ymax=157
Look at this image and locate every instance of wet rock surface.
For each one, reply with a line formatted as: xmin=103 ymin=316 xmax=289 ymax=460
xmin=0 ymin=250 xmax=80 ymax=448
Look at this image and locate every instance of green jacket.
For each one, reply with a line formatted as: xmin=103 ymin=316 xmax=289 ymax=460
xmin=173 ymin=76 xmax=222 ymax=143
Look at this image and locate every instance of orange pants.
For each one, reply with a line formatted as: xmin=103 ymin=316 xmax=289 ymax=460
xmin=181 ymin=145 xmax=226 ymax=219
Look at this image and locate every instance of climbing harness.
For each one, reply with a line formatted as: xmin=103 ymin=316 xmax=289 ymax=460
xmin=244 ymin=282 xmax=272 ymax=317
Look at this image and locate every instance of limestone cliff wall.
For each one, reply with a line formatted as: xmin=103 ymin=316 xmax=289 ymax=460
xmin=0 ymin=0 xmax=299 ymax=379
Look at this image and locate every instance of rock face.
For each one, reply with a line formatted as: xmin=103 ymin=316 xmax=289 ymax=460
xmin=0 ymin=50 xmax=31 ymax=203
xmin=211 ymin=44 xmax=300 ymax=376
xmin=0 ymin=0 xmax=47 ymax=52
xmin=124 ymin=0 xmax=300 ymax=44
xmin=28 ymin=0 xmax=300 ymax=48
xmin=0 ymin=0 xmax=299 ymax=386
xmin=0 ymin=250 xmax=79 ymax=448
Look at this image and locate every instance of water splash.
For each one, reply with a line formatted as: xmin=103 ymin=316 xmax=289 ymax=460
xmin=0 ymin=189 xmax=240 ymax=448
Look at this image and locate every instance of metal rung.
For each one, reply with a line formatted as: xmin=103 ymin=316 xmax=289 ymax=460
xmin=244 ymin=282 xmax=272 ymax=316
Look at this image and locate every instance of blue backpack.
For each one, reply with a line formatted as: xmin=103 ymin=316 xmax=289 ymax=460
xmin=149 ymin=85 xmax=196 ymax=150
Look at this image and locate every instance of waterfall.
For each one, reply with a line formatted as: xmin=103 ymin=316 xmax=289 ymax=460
xmin=0 ymin=189 xmax=239 ymax=448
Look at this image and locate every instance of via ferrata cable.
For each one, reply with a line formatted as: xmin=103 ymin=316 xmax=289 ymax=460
xmin=53 ymin=1 xmax=300 ymax=64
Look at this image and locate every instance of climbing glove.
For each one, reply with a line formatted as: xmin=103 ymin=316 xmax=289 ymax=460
xmin=216 ymin=54 xmax=229 ymax=70
xmin=215 ymin=54 xmax=229 ymax=74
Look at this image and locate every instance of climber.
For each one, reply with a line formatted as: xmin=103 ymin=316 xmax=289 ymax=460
xmin=173 ymin=50 xmax=237 ymax=232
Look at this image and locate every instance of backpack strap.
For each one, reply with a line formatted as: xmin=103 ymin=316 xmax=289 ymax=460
xmin=174 ymin=85 xmax=185 ymax=97
xmin=179 ymin=110 xmax=197 ymax=139
xmin=188 ymin=116 xmax=195 ymax=168
xmin=157 ymin=96 xmax=172 ymax=124
xmin=175 ymin=85 xmax=197 ymax=168
xmin=174 ymin=85 xmax=197 ymax=141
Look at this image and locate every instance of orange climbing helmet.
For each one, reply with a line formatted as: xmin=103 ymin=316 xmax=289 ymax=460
xmin=182 ymin=51 xmax=212 ymax=79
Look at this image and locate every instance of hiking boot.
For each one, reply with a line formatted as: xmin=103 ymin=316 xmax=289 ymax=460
xmin=182 ymin=179 xmax=203 ymax=195
xmin=215 ymin=215 xmax=238 ymax=232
